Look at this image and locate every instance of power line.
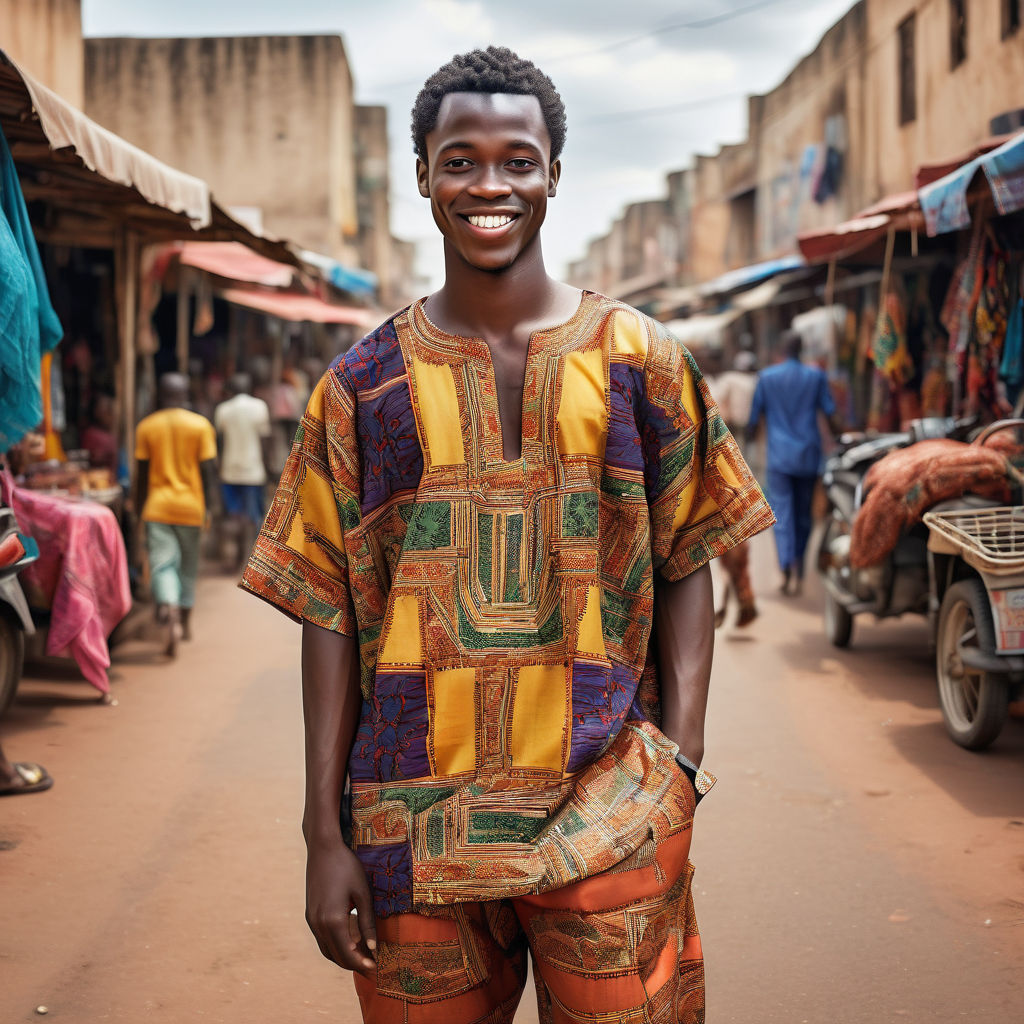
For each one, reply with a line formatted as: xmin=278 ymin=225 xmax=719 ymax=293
xmin=366 ymin=0 xmax=789 ymax=94
xmin=582 ymin=91 xmax=747 ymax=125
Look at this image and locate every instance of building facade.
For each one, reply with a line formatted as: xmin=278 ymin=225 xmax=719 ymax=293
xmin=569 ymin=0 xmax=1023 ymax=295
xmin=0 ymin=0 xmax=84 ymax=106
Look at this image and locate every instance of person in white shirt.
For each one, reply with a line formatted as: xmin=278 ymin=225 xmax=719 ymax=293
xmin=213 ymin=373 xmax=271 ymax=571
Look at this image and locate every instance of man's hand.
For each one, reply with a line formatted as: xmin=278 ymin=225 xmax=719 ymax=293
xmin=306 ymin=838 xmax=376 ymax=974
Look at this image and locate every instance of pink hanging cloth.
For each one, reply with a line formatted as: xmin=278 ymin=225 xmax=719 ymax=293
xmin=1 ymin=469 xmax=131 ymax=694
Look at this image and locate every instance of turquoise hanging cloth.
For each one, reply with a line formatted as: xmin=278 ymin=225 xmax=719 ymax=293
xmin=0 ymin=124 xmax=63 ymax=451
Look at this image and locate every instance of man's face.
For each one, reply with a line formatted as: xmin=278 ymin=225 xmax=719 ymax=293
xmin=417 ymin=92 xmax=560 ymax=272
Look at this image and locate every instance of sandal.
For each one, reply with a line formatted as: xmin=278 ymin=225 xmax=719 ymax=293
xmin=0 ymin=762 xmax=54 ymax=797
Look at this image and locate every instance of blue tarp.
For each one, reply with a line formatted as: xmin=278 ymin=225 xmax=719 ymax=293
xmin=0 ymin=126 xmax=63 ymax=451
xmin=919 ymin=131 xmax=1024 ymax=237
xmin=700 ymin=254 xmax=806 ymax=296
xmin=328 ymin=262 xmax=378 ymax=297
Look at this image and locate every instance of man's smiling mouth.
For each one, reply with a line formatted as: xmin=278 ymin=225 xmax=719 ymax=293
xmin=463 ymin=214 xmax=518 ymax=229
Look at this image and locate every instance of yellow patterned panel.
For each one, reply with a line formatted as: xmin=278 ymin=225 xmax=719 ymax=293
xmin=611 ymin=309 xmax=649 ymax=360
xmin=431 ymin=667 xmax=477 ymax=775
xmin=378 ymin=594 xmax=423 ymax=665
xmin=556 ymin=349 xmax=607 ymax=458
xmin=716 ymin=452 xmax=742 ymax=489
xmin=411 ymin=356 xmax=465 ymax=467
xmin=510 ymin=664 xmax=568 ymax=772
xmin=577 ymin=585 xmax=606 ymax=658
xmin=285 ymin=465 xmax=344 ymax=577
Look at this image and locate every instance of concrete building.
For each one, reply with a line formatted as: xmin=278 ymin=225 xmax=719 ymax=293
xmin=0 ymin=0 xmax=84 ymax=106
xmin=569 ymin=0 xmax=1024 ymax=295
xmin=85 ymin=35 xmax=360 ymax=267
xmin=864 ymin=0 xmax=1024 ymax=198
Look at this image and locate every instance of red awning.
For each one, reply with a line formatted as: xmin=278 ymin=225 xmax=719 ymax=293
xmin=915 ymin=135 xmax=1013 ymax=189
xmin=797 ymin=191 xmax=923 ymax=264
xmin=219 ymin=287 xmax=373 ymax=326
xmin=179 ymin=241 xmax=296 ymax=287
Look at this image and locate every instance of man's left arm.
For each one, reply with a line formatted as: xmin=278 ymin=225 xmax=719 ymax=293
xmin=655 ymin=564 xmax=714 ymax=773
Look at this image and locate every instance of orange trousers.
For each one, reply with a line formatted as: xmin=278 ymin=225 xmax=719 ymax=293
xmin=354 ymin=827 xmax=704 ymax=1023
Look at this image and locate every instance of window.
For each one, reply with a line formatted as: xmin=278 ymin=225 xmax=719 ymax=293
xmin=1003 ymin=0 xmax=1022 ymax=38
xmin=950 ymin=0 xmax=967 ymax=68
xmin=898 ymin=15 xmax=916 ymax=126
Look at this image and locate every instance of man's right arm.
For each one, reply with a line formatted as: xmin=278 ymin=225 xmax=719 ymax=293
xmin=300 ymin=621 xmax=376 ymax=973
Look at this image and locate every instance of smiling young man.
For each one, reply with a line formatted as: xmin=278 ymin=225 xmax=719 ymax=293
xmin=242 ymin=47 xmax=773 ymax=1023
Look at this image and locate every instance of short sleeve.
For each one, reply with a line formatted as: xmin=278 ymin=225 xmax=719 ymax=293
xmin=640 ymin=327 xmax=775 ymax=581
xmin=256 ymin=399 xmax=272 ymax=436
xmin=134 ymin=422 xmax=149 ymax=461
xmin=239 ymin=370 xmax=359 ymax=635
xmin=199 ymin=420 xmax=217 ymax=462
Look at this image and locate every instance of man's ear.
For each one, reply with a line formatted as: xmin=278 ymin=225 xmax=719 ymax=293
xmin=548 ymin=159 xmax=562 ymax=198
xmin=416 ymin=158 xmax=430 ymax=198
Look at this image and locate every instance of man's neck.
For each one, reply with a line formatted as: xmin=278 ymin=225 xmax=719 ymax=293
xmin=427 ymin=237 xmax=570 ymax=340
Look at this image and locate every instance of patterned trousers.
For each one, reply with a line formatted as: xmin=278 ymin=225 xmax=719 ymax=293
xmin=353 ymin=826 xmax=704 ymax=1023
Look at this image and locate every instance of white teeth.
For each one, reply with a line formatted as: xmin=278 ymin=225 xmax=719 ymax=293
xmin=468 ymin=215 xmax=514 ymax=228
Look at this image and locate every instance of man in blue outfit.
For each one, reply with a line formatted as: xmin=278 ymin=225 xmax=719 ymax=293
xmin=747 ymin=329 xmax=836 ymax=596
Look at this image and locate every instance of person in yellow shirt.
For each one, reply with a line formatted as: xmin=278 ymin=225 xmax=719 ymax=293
xmin=134 ymin=374 xmax=217 ymax=656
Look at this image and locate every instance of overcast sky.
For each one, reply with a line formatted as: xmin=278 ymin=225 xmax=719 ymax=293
xmin=83 ymin=0 xmax=855 ymax=287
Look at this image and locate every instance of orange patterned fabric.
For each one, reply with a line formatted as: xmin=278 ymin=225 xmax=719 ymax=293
xmin=242 ymin=293 xmax=773 ymax=916
xmin=354 ymin=799 xmax=705 ymax=1024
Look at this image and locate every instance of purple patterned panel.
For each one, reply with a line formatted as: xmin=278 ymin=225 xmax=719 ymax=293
xmin=607 ymin=364 xmax=645 ymax=472
xmin=355 ymin=841 xmax=413 ymax=917
xmin=356 ymin=382 xmax=423 ymax=515
xmin=348 ymin=700 xmax=377 ymax=782
xmin=567 ymin=661 xmax=636 ymax=772
xmin=372 ymin=671 xmax=430 ymax=781
xmin=636 ymin=371 xmax=683 ymax=501
xmin=338 ymin=319 xmax=406 ymax=391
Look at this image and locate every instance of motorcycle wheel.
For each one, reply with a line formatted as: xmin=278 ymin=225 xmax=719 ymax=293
xmin=0 ymin=609 xmax=25 ymax=719
xmin=824 ymin=587 xmax=854 ymax=648
xmin=936 ymin=579 xmax=1008 ymax=751
xmin=821 ymin=517 xmax=854 ymax=648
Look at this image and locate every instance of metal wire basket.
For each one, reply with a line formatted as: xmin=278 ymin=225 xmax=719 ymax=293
xmin=924 ymin=506 xmax=1024 ymax=575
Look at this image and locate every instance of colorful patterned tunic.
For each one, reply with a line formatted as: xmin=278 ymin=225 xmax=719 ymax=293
xmin=242 ymin=292 xmax=773 ymax=916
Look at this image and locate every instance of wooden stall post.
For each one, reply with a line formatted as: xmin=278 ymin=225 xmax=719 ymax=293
xmin=176 ymin=265 xmax=191 ymax=373
xmin=115 ymin=229 xmax=140 ymax=492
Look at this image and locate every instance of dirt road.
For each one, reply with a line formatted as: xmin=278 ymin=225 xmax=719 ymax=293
xmin=2 ymin=541 xmax=1022 ymax=1022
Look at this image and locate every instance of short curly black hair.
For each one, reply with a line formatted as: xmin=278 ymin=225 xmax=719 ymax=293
xmin=411 ymin=46 xmax=566 ymax=163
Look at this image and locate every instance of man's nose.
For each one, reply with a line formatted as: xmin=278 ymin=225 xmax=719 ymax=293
xmin=467 ymin=165 xmax=512 ymax=198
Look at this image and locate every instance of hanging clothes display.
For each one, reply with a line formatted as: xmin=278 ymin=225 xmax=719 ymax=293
xmin=0 ymin=126 xmax=63 ymax=451
xmin=998 ymin=261 xmax=1024 ymax=405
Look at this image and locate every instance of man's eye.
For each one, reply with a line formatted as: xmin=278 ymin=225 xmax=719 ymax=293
xmin=508 ymin=159 xmax=535 ymax=169
xmin=445 ymin=158 xmax=471 ymax=169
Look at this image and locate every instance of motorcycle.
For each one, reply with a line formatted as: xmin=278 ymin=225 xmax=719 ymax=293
xmin=817 ymin=415 xmax=976 ymax=649
xmin=0 ymin=503 xmax=39 ymax=717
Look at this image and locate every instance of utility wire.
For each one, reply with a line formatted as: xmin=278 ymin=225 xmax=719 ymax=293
xmin=581 ymin=91 xmax=747 ymax=125
xmin=367 ymin=0 xmax=789 ymax=94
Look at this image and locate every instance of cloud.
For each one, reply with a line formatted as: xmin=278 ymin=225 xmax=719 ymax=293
xmin=83 ymin=0 xmax=858 ymax=283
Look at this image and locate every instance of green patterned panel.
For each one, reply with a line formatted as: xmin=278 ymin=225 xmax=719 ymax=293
xmin=467 ymin=811 xmax=547 ymax=845
xmin=561 ymin=491 xmax=599 ymax=537
xmin=456 ymin=599 xmax=563 ymax=649
xmin=658 ymin=435 xmax=695 ymax=493
xmin=477 ymin=511 xmax=493 ymax=601
xmin=503 ymin=513 xmax=523 ymax=602
xmin=404 ymin=501 xmax=452 ymax=550
xmin=425 ymin=803 xmax=447 ymax=858
xmin=600 ymin=473 xmax=646 ymax=500
xmin=380 ymin=786 xmax=456 ymax=816
xmin=600 ymin=589 xmax=632 ymax=645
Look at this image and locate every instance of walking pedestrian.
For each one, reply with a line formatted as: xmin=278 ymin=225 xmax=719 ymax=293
xmin=747 ymin=328 xmax=836 ymax=596
xmin=213 ymin=373 xmax=271 ymax=571
xmin=134 ymin=373 xmax=217 ymax=656
xmin=242 ymin=47 xmax=773 ymax=1022
xmin=710 ymin=350 xmax=761 ymax=627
